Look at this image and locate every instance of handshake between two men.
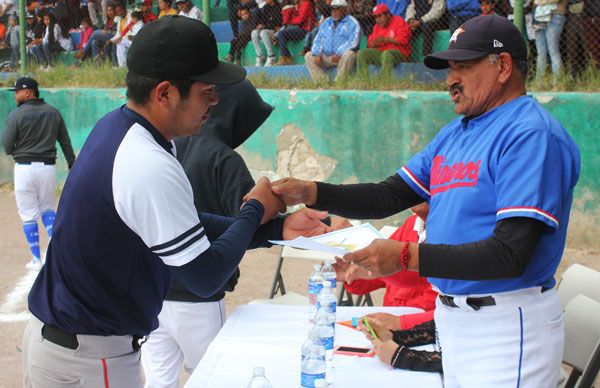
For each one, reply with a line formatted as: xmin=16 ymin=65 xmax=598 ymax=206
xmin=243 ymin=176 xmax=419 ymax=278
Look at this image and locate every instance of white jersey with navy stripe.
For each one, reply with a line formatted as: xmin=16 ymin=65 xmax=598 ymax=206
xmin=398 ymin=95 xmax=580 ymax=295
xmin=28 ymin=106 xmax=210 ymax=336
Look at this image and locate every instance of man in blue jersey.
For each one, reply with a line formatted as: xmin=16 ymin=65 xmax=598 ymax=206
xmin=270 ymin=15 xmax=580 ymax=387
xmin=22 ymin=16 xmax=331 ymax=387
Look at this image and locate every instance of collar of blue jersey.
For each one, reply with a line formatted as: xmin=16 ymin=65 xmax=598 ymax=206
xmin=460 ymin=94 xmax=530 ymax=128
xmin=121 ymin=105 xmax=174 ymax=155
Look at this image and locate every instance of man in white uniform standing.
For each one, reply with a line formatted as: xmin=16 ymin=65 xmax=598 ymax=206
xmin=2 ymin=77 xmax=76 ymax=270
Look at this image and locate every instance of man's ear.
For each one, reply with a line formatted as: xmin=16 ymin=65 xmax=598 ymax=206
xmin=153 ymin=80 xmax=172 ymax=107
xmin=498 ymin=52 xmax=513 ymax=84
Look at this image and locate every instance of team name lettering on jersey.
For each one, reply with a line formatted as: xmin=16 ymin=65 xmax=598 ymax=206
xmin=430 ymin=155 xmax=480 ymax=195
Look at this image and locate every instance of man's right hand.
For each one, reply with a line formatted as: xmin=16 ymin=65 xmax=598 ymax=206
xmin=244 ymin=177 xmax=286 ymax=224
xmin=314 ymin=55 xmax=323 ymax=68
xmin=271 ymin=177 xmax=317 ymax=206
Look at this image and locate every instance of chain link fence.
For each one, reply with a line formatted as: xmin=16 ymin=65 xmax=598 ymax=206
xmin=0 ymin=0 xmax=598 ymax=85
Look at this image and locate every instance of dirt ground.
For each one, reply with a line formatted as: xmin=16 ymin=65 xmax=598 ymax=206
xmin=0 ymin=185 xmax=598 ymax=387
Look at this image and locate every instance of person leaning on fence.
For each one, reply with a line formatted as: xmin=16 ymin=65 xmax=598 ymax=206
xmin=30 ymin=12 xmax=73 ymax=70
xmin=138 ymin=0 xmax=158 ymax=23
xmin=116 ymin=10 xmax=144 ymax=67
xmin=251 ymin=0 xmax=282 ymax=66
xmin=305 ymin=0 xmax=361 ymax=81
xmin=275 ymin=0 xmax=315 ymax=65
xmin=404 ymin=0 xmax=444 ymax=57
xmin=356 ymin=3 xmax=411 ymax=79
xmin=177 ymin=0 xmax=202 ymax=20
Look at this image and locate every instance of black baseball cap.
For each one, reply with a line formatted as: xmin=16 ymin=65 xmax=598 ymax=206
xmin=127 ymin=16 xmax=245 ymax=85
xmin=424 ymin=15 xmax=527 ymax=70
xmin=8 ymin=77 xmax=39 ymax=91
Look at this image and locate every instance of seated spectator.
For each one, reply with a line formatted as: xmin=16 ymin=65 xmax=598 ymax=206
xmin=26 ymin=10 xmax=45 ymax=59
xmin=81 ymin=2 xmax=115 ymax=62
xmin=25 ymin=12 xmax=37 ymax=45
xmin=480 ymin=0 xmax=495 ymax=14
xmin=73 ymin=16 xmax=93 ymax=60
xmin=361 ymin=319 xmax=442 ymax=373
xmin=583 ymin=0 xmax=600 ymax=68
xmin=336 ymin=203 xmax=436 ymax=331
xmin=534 ymin=0 xmax=566 ymax=82
xmin=349 ymin=0 xmax=376 ymax=35
xmin=251 ymin=0 xmax=281 ymax=66
xmin=304 ymin=0 xmax=360 ymax=81
xmin=176 ymin=0 xmax=202 ymax=19
xmin=275 ymin=0 xmax=315 ymax=65
xmin=158 ymin=0 xmax=177 ymax=17
xmin=376 ymin=0 xmax=409 ymax=17
xmin=115 ymin=10 xmax=143 ymax=67
xmin=226 ymin=6 xmax=256 ymax=64
xmin=100 ymin=0 xmax=130 ymax=64
xmin=0 ymin=13 xmax=19 ymax=68
xmin=30 ymin=12 xmax=73 ymax=70
xmin=405 ymin=0 xmax=444 ymax=57
xmin=447 ymin=0 xmax=480 ymax=32
xmin=357 ymin=3 xmax=411 ymax=79
xmin=299 ymin=0 xmax=331 ymax=57
xmin=138 ymin=0 xmax=157 ymax=23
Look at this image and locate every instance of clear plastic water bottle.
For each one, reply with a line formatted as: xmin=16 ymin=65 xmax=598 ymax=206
xmin=315 ymin=309 xmax=335 ymax=361
xmin=308 ymin=264 xmax=324 ymax=322
xmin=247 ymin=367 xmax=273 ymax=388
xmin=301 ymin=335 xmax=326 ymax=387
xmin=321 ymin=259 xmax=337 ymax=289
xmin=317 ymin=281 xmax=337 ymax=329
xmin=302 ymin=327 xmax=325 ymax=363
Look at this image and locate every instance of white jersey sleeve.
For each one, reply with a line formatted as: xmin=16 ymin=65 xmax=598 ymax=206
xmin=112 ymin=123 xmax=210 ymax=266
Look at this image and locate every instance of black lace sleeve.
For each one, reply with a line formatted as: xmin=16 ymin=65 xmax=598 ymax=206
xmin=391 ymin=320 xmax=436 ymax=347
xmin=390 ymin=346 xmax=443 ymax=373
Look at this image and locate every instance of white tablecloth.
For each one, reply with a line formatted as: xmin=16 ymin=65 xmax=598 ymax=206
xmin=185 ymin=305 xmax=444 ymax=388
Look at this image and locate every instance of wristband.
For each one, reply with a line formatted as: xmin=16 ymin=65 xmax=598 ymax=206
xmin=400 ymin=243 xmax=410 ymax=271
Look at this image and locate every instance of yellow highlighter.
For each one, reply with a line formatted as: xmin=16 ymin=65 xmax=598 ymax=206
xmin=362 ymin=317 xmax=378 ymax=340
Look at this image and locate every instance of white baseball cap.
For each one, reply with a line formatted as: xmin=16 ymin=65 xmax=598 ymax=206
xmin=331 ymin=0 xmax=348 ymax=7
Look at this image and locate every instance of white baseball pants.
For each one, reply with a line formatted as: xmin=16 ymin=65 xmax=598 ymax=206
xmin=14 ymin=163 xmax=56 ymax=222
xmin=435 ymin=287 xmax=564 ymax=388
xmin=141 ymin=300 xmax=225 ymax=388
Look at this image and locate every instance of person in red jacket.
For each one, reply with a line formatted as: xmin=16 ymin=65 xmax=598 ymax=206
xmin=356 ymin=3 xmax=412 ymax=79
xmin=275 ymin=0 xmax=315 ymax=65
xmin=337 ymin=202 xmax=436 ymax=331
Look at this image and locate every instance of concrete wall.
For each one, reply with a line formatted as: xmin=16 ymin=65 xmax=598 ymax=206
xmin=1 ymin=89 xmax=598 ymax=243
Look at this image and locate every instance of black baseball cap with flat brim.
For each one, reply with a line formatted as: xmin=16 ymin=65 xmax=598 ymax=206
xmin=424 ymin=15 xmax=527 ymax=70
xmin=8 ymin=76 xmax=39 ymax=91
xmin=127 ymin=16 xmax=245 ymax=85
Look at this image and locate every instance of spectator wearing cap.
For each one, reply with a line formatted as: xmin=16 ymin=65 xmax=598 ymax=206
xmin=115 ymin=10 xmax=144 ymax=67
xmin=356 ymin=3 xmax=411 ymax=79
xmin=158 ymin=0 xmax=178 ymax=17
xmin=177 ymin=0 xmax=202 ymax=20
xmin=405 ymin=0 xmax=444 ymax=57
xmin=447 ymin=0 xmax=481 ymax=32
xmin=138 ymin=0 xmax=158 ymax=23
xmin=275 ymin=0 xmax=316 ymax=65
xmin=305 ymin=0 xmax=361 ymax=81
xmin=533 ymin=0 xmax=566 ymax=82
xmin=251 ymin=0 xmax=282 ymax=66
xmin=25 ymin=12 xmax=36 ymax=45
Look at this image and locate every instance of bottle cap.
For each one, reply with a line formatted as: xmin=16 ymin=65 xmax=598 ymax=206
xmin=253 ymin=366 xmax=265 ymax=376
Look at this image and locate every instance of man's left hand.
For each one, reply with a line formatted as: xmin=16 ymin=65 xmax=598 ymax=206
xmin=342 ymin=239 xmax=404 ymax=277
xmin=283 ymin=208 xmax=331 ymax=240
xmin=332 ymin=54 xmax=341 ymax=63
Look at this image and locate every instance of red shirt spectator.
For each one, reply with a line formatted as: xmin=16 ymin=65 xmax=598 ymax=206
xmin=289 ymin=0 xmax=316 ymax=32
xmin=367 ymin=6 xmax=412 ymax=59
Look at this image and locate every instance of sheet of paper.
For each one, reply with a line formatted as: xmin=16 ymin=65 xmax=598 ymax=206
xmin=269 ymin=223 xmax=384 ymax=255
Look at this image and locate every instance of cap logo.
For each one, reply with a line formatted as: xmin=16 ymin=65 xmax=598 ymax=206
xmin=449 ymin=27 xmax=465 ymax=45
xmin=493 ymin=39 xmax=503 ymax=48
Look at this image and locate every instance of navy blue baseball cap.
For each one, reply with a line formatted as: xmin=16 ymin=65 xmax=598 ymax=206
xmin=424 ymin=15 xmax=527 ymax=69
xmin=8 ymin=77 xmax=39 ymax=91
xmin=127 ymin=16 xmax=245 ymax=85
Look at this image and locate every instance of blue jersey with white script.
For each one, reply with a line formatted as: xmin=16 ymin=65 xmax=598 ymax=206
xmin=398 ymin=95 xmax=580 ymax=295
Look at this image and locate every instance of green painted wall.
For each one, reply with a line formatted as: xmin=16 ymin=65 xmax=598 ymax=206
xmin=0 ymin=89 xmax=598 ymax=239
